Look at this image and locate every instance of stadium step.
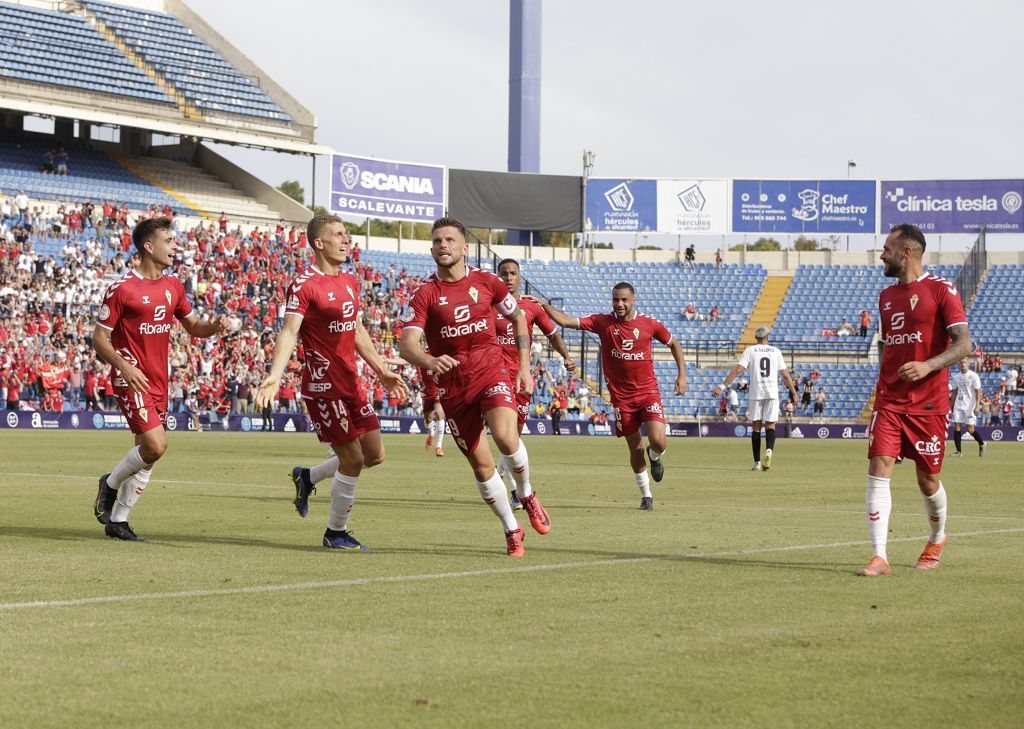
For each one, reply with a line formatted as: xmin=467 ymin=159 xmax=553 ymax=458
xmin=737 ymin=274 xmax=792 ymax=355
xmin=112 ymin=155 xmax=204 ymax=216
xmin=859 ymin=390 xmax=876 ymax=423
xmin=82 ymin=8 xmax=204 ymax=121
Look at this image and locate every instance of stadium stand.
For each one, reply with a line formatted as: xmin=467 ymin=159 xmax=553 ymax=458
xmin=967 ymin=265 xmax=1024 ymax=351
xmin=772 ymin=264 xmax=962 ymax=351
xmin=117 ymin=154 xmax=282 ymax=222
xmin=0 ymin=1 xmax=176 ymax=105
xmin=0 ymin=132 xmax=186 ymax=212
xmin=520 ymin=260 xmax=766 ymax=348
xmin=82 ymin=0 xmax=290 ymax=122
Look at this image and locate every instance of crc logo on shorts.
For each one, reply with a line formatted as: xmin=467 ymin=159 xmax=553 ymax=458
xmin=360 ymin=402 xmax=375 ymax=418
xmin=484 ymin=382 xmax=512 ymax=399
xmin=914 ymin=434 xmax=942 ymax=454
xmin=645 ymin=402 xmax=663 ymax=415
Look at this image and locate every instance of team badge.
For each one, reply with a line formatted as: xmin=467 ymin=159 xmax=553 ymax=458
xmin=468 ymin=287 xmax=479 ymax=303
xmin=633 ymin=327 xmax=640 ymax=339
xmin=910 ymin=294 xmax=919 ymax=311
xmin=164 ymin=290 xmax=172 ymax=306
xmin=339 ymin=418 xmax=350 ymax=433
xmin=138 ymin=407 xmax=148 ymax=422
xmin=346 ymin=285 xmax=355 ymax=300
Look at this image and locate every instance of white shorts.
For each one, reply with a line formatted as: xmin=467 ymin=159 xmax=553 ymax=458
xmin=952 ymin=408 xmax=977 ymax=426
xmin=748 ymin=398 xmax=780 ymax=423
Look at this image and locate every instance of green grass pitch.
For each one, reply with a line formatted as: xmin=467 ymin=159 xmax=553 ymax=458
xmin=1 ymin=431 xmax=1021 ymax=728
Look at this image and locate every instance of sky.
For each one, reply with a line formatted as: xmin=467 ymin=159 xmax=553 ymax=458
xmin=188 ymin=0 xmax=1024 ymax=251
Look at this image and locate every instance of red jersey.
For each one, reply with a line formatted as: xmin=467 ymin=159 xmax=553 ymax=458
xmin=284 ymin=265 xmax=363 ymax=401
xmin=875 ymin=272 xmax=967 ymax=415
xmin=403 ymin=267 xmax=518 ymax=399
xmin=96 ymin=270 xmax=192 ymax=397
xmin=417 ymin=366 xmax=438 ymax=400
xmin=495 ymin=297 xmax=556 ymax=375
xmin=578 ymin=312 xmax=672 ymax=405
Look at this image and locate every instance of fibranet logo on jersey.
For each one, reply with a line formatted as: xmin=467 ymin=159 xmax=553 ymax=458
xmin=328 ymin=320 xmax=357 ymax=333
xmin=440 ymin=318 xmax=487 ymax=338
xmin=611 ymin=348 xmax=645 ymax=360
xmin=885 ymin=330 xmax=923 ymax=346
xmin=138 ymin=322 xmax=173 ymax=335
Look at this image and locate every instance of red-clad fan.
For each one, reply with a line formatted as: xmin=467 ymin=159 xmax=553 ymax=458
xmin=535 ymin=283 xmax=688 ymax=511
xmin=255 ymin=215 xmax=406 ymax=551
xmin=858 ymin=223 xmax=972 ymax=577
xmin=91 ymin=217 xmax=230 ymax=541
xmin=494 ymin=258 xmax=575 ymax=509
xmin=399 ymin=216 xmax=551 ymax=557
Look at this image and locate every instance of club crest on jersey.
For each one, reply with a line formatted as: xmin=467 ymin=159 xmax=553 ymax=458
xmin=142 ymin=295 xmax=150 ymax=304
xmin=910 ymin=294 xmax=919 ymax=311
xmin=346 ymin=285 xmax=355 ymax=300
xmin=633 ymin=327 xmax=640 ymax=339
xmin=468 ymin=287 xmax=479 ymax=303
xmin=164 ymin=290 xmax=171 ymax=306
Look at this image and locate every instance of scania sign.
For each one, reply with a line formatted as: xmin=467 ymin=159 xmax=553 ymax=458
xmin=331 ymin=153 xmax=445 ymax=223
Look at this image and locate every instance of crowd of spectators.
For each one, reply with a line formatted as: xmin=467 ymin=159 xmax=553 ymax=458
xmin=0 ymin=200 xmax=599 ymax=425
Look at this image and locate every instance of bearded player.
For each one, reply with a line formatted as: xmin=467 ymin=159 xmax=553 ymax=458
xmin=494 ymin=258 xmax=575 ymax=509
xmin=399 ymin=217 xmax=551 ymax=557
xmin=536 ymin=283 xmax=687 ymax=510
xmin=256 ymin=215 xmax=407 ymax=550
xmin=92 ymin=217 xmax=229 ymax=541
xmin=859 ymin=223 xmax=971 ymax=576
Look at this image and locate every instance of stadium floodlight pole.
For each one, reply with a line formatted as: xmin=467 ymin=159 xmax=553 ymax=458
xmin=846 ymin=160 xmax=856 ymax=251
xmin=582 ymin=149 xmax=596 ymax=265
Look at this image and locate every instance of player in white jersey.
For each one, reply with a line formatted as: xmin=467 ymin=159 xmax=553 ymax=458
xmin=949 ymin=357 xmax=985 ymax=457
xmin=714 ymin=327 xmax=798 ymax=471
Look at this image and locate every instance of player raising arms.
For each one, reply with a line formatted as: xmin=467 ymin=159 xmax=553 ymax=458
xmin=536 ymin=283 xmax=687 ymax=510
xmin=949 ymin=357 xmax=985 ymax=458
xmin=399 ymin=216 xmax=551 ymax=557
xmin=255 ymin=215 xmax=407 ymax=551
xmin=494 ymin=258 xmax=575 ymax=509
xmin=92 ymin=217 xmax=230 ymax=541
xmin=714 ymin=326 xmax=798 ymax=471
xmin=859 ymin=223 xmax=971 ymax=576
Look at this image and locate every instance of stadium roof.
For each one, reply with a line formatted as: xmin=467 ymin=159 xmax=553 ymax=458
xmin=0 ymin=0 xmax=330 ymax=155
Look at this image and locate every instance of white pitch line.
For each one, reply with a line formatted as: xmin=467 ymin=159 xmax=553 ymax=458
xmin=1 ymin=527 xmax=1021 ymax=611
xmin=10 ymin=473 xmax=1024 ymax=522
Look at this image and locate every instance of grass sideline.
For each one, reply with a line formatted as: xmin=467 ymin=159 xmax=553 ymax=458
xmin=1 ymin=431 xmax=1021 ymax=728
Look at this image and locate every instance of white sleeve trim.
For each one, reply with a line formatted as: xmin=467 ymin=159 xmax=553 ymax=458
xmin=95 ymin=322 xmax=114 ymax=331
xmin=946 ymin=321 xmax=968 ymax=329
xmin=402 ymin=325 xmax=424 ymax=332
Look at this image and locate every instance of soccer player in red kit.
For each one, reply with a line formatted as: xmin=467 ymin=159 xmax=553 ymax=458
xmin=255 ymin=216 xmax=407 ymax=550
xmin=418 ymin=362 xmax=447 ymax=456
xmin=537 ymin=283 xmax=687 ymax=510
xmin=92 ymin=217 xmax=230 ymax=541
xmin=399 ymin=217 xmax=551 ymax=557
xmin=494 ymin=258 xmax=576 ymax=509
xmin=859 ymin=223 xmax=971 ymax=576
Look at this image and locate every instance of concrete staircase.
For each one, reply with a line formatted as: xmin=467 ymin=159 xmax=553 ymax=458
xmin=737 ymin=274 xmax=793 ymax=354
